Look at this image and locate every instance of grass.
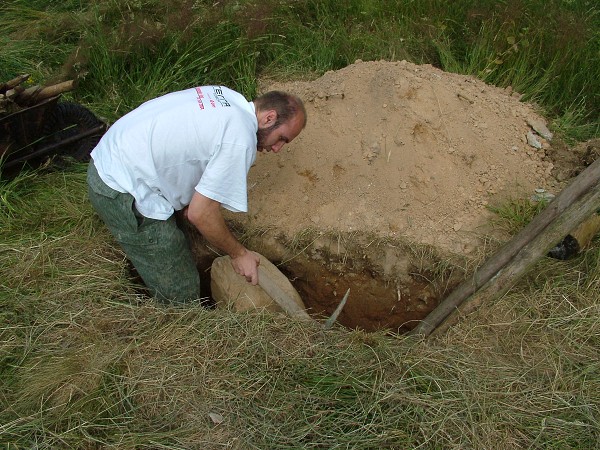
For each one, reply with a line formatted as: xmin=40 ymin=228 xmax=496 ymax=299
xmin=1 ymin=0 xmax=598 ymax=135
xmin=1 ymin=166 xmax=598 ymax=448
xmin=487 ymin=197 xmax=550 ymax=235
xmin=2 ymin=0 xmax=600 ymax=447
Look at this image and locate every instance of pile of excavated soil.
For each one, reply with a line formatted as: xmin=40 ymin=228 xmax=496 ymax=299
xmin=248 ymin=60 xmax=557 ymax=255
xmin=190 ymin=60 xmax=562 ymax=332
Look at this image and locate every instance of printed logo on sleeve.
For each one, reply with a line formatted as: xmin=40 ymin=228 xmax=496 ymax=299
xmin=195 ymin=86 xmax=232 ymax=110
xmin=195 ymin=87 xmax=205 ymax=110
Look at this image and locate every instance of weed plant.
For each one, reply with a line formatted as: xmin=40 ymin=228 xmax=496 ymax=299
xmin=1 ymin=0 xmax=600 ymax=448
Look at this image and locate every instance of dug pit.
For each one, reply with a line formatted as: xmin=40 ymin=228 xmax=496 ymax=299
xmin=183 ymin=60 xmax=561 ymax=333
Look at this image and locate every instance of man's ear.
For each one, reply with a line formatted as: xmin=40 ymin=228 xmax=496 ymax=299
xmin=260 ymin=109 xmax=278 ymax=128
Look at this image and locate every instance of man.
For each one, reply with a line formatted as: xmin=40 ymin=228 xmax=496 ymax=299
xmin=87 ymin=86 xmax=306 ymax=304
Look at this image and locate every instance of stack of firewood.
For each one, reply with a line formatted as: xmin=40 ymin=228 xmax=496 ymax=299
xmin=0 ymin=74 xmax=75 ymax=115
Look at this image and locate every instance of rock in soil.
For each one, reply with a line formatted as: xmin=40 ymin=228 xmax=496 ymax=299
xmin=211 ymin=253 xmax=307 ymax=316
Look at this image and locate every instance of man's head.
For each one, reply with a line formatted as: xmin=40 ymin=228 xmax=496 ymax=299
xmin=254 ymin=91 xmax=307 ymax=153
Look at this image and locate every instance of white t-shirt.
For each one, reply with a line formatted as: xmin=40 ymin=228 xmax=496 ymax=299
xmin=91 ymin=86 xmax=258 ymax=220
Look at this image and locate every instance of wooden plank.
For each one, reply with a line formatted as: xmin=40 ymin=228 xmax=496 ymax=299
xmin=411 ymin=157 xmax=600 ymax=338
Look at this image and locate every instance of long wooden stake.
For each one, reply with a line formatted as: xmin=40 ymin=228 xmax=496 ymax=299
xmin=411 ymin=157 xmax=600 ymax=338
xmin=432 ymin=184 xmax=600 ymax=336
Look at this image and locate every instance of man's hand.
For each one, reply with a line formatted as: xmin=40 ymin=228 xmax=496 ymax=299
xmin=186 ymin=192 xmax=260 ymax=285
xmin=231 ymin=249 xmax=261 ymax=285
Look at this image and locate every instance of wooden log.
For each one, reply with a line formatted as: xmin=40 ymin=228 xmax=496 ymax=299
xmin=0 ymin=74 xmax=30 ymax=93
xmin=15 ymin=80 xmax=75 ymax=105
xmin=411 ymin=157 xmax=600 ymax=338
xmin=4 ymin=86 xmax=25 ymax=100
xmin=432 ymin=183 xmax=600 ymax=336
xmin=36 ymin=80 xmax=76 ymax=100
xmin=570 ymin=214 xmax=600 ymax=251
xmin=548 ymin=213 xmax=600 ymax=259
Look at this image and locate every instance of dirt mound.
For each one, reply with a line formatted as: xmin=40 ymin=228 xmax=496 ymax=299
xmin=252 ymin=60 xmax=557 ymax=253
xmin=190 ymin=60 xmax=560 ymax=332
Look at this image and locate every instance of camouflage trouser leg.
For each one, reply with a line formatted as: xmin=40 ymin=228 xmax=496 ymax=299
xmin=87 ymin=161 xmax=201 ymax=305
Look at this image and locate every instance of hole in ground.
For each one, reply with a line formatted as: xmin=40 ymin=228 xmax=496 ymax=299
xmin=280 ymin=258 xmax=445 ymax=333
xmin=182 ymin=217 xmax=463 ymax=334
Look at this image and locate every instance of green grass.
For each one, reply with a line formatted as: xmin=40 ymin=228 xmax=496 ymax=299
xmin=1 ymin=0 xmax=598 ymax=136
xmin=2 ymin=0 xmax=600 ymax=447
xmin=487 ymin=197 xmax=550 ymax=235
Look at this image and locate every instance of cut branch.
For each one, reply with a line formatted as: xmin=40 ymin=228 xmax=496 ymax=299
xmin=15 ymin=80 xmax=76 ymax=105
xmin=0 ymin=74 xmax=30 ymax=94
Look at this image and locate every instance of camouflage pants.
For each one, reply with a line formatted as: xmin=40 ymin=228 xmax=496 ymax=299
xmin=87 ymin=161 xmax=201 ymax=304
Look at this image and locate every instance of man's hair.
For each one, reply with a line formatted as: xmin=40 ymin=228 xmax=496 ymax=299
xmin=254 ymin=91 xmax=307 ymax=129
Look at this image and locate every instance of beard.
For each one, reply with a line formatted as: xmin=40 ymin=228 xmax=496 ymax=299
xmin=256 ymin=124 xmax=278 ymax=151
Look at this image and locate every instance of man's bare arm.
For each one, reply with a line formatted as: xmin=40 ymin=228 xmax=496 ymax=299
xmin=186 ymin=191 xmax=260 ymax=284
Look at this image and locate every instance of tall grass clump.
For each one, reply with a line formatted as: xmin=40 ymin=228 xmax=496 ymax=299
xmin=253 ymin=0 xmax=598 ymax=141
xmin=2 ymin=0 xmax=597 ymax=137
xmin=79 ymin=20 xmax=263 ymax=120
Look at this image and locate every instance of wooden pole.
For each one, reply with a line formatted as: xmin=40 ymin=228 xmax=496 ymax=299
xmin=0 ymin=74 xmax=30 ymax=93
xmin=15 ymin=80 xmax=75 ymax=105
xmin=432 ymin=184 xmax=600 ymax=336
xmin=410 ymin=157 xmax=600 ymax=338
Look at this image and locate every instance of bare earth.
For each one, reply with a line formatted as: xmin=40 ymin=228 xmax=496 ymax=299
xmin=250 ymin=60 xmax=556 ymax=255
xmin=196 ymin=60 xmax=567 ymax=331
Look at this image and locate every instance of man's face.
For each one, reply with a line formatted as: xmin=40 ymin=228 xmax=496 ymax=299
xmin=257 ymin=112 xmax=304 ymax=153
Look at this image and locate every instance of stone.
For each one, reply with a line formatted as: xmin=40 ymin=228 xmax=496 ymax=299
xmin=526 ymin=131 xmax=542 ymax=149
xmin=210 ymin=253 xmax=307 ymax=316
xmin=526 ymin=117 xmax=553 ymax=141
